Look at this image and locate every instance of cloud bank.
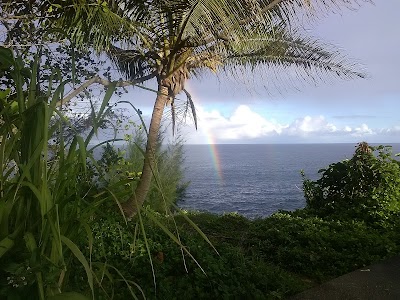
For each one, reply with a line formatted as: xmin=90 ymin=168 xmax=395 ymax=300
xmin=182 ymin=104 xmax=396 ymax=144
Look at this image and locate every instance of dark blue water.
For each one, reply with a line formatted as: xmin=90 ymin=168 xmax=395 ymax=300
xmin=178 ymin=144 xmax=400 ymax=218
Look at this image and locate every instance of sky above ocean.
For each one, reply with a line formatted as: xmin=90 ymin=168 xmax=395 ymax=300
xmin=113 ymin=0 xmax=400 ymax=145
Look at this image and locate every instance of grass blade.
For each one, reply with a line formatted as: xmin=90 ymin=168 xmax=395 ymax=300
xmin=61 ymin=235 xmax=94 ymax=297
xmin=76 ymin=136 xmax=87 ymax=173
xmin=145 ymin=210 xmax=206 ymax=275
xmin=172 ymin=204 xmax=219 ymax=255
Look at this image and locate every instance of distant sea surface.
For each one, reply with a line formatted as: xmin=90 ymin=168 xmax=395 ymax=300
xmin=178 ymin=144 xmax=400 ymax=218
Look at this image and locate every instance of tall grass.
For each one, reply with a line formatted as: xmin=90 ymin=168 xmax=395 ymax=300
xmin=0 ymin=46 xmax=143 ymax=299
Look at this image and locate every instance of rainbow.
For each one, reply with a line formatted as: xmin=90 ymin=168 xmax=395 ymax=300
xmin=205 ymin=133 xmax=224 ymax=184
xmin=186 ymin=83 xmax=223 ymax=184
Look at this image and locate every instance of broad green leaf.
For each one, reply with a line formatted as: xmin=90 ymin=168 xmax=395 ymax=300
xmin=0 ymin=200 xmax=12 ymax=238
xmin=24 ymin=232 xmax=37 ymax=253
xmin=81 ymin=222 xmax=93 ymax=266
xmin=0 ymin=236 xmax=14 ymax=258
xmin=0 ymin=88 xmax=10 ymax=100
xmin=94 ymin=81 xmax=116 ymax=127
xmin=67 ymin=136 xmax=78 ymax=161
xmin=20 ymin=67 xmax=32 ymax=79
xmin=0 ymin=46 xmax=14 ymax=69
xmin=27 ymin=55 xmax=39 ymax=107
xmin=20 ymin=182 xmax=42 ymax=204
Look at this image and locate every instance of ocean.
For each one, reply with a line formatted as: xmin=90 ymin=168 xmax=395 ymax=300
xmin=178 ymin=143 xmax=400 ymax=218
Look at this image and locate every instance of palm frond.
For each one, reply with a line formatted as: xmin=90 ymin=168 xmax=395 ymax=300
xmin=107 ymin=45 xmax=157 ymax=81
xmin=181 ymin=0 xmax=372 ymax=49
xmin=222 ymin=27 xmax=365 ymax=92
xmin=163 ymin=88 xmax=198 ymax=131
xmin=50 ymin=1 xmax=140 ymax=52
xmin=183 ymin=88 xmax=197 ymax=130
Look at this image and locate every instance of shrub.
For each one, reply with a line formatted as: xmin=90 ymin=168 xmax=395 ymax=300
xmin=252 ymin=212 xmax=398 ymax=280
xmin=302 ymin=142 xmax=400 ymax=225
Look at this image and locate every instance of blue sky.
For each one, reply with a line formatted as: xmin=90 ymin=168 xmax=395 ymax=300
xmin=120 ymin=0 xmax=400 ymax=144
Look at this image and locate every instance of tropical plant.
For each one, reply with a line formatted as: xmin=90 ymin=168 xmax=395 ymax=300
xmin=78 ymin=209 xmax=400 ymax=298
xmin=0 ymin=46 xmax=148 ymax=299
xmin=4 ymin=0 xmax=371 ymax=217
xmin=302 ymin=142 xmax=400 ymax=225
xmin=0 ymin=45 xmax=87 ymax=299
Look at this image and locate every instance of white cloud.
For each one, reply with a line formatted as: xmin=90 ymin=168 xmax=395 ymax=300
xmin=181 ymin=104 xmax=397 ymax=144
xmin=352 ymin=123 xmax=374 ymax=136
xmin=195 ymin=105 xmax=286 ymax=140
xmin=380 ymin=126 xmax=400 ymax=135
xmin=286 ymin=115 xmax=338 ymax=136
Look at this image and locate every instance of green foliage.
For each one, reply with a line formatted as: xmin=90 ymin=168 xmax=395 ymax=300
xmin=93 ymin=127 xmax=188 ymax=214
xmin=146 ymin=133 xmax=188 ymax=213
xmin=0 ymin=47 xmax=141 ymax=299
xmin=77 ymin=209 xmax=400 ymax=299
xmin=302 ymin=143 xmax=400 ymax=225
xmin=0 ymin=46 xmax=86 ymax=299
xmin=253 ymin=211 xmax=398 ymax=280
xmin=80 ymin=211 xmax=307 ymax=300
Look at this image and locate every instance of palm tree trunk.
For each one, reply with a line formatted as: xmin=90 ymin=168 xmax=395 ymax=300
xmin=122 ymin=83 xmax=169 ymax=218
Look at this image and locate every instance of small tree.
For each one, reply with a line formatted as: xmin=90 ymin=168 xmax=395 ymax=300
xmin=302 ymin=142 xmax=400 ymax=225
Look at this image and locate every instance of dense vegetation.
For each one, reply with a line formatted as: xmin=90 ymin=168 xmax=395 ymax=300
xmin=70 ymin=208 xmax=400 ymax=299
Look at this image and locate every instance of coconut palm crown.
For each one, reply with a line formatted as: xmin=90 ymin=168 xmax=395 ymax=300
xmin=50 ymin=0 xmax=370 ymax=217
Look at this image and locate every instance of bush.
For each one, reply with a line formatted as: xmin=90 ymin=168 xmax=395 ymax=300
xmin=302 ymin=142 xmax=400 ymax=225
xmin=251 ymin=212 xmax=398 ymax=280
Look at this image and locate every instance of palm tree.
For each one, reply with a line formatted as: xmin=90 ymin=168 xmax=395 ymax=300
xmin=29 ymin=0 xmax=371 ymax=217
